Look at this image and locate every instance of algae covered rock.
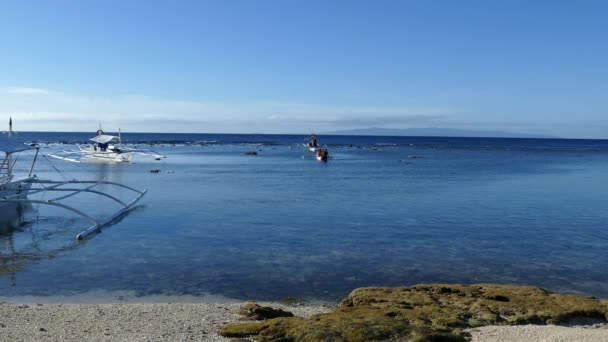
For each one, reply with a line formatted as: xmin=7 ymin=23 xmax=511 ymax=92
xmin=238 ymin=303 xmax=295 ymax=320
xmin=342 ymin=284 xmax=607 ymax=327
xmin=221 ymin=284 xmax=608 ymax=342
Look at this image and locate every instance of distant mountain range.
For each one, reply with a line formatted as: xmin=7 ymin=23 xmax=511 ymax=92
xmin=322 ymin=127 xmax=557 ymax=139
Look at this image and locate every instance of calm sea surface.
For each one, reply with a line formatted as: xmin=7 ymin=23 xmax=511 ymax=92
xmin=1 ymin=132 xmax=608 ymax=302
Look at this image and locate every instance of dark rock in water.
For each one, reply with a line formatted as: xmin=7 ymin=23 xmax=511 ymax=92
xmin=244 ymin=151 xmax=258 ymax=155
xmin=408 ymin=155 xmax=424 ymax=159
xmin=149 ymin=169 xmax=161 ymax=173
xmin=237 ymin=302 xmax=294 ymax=320
xmin=38 ymin=327 xmax=47 ymax=332
xmin=222 ymin=284 xmax=608 ymax=341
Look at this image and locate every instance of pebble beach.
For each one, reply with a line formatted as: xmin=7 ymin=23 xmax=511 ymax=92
xmin=0 ymin=301 xmax=331 ymax=342
xmin=468 ymin=324 xmax=608 ymax=342
xmin=2 ymin=299 xmax=607 ymax=341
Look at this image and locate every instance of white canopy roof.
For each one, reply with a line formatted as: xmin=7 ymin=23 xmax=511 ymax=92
xmin=0 ymin=134 xmax=38 ymax=154
xmin=89 ymin=135 xmax=117 ymax=144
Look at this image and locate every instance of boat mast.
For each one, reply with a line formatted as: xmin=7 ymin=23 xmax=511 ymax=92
xmin=7 ymin=117 xmax=12 ymax=178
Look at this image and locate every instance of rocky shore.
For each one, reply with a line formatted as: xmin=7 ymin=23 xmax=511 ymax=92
xmin=1 ymin=284 xmax=607 ymax=341
xmin=221 ymin=284 xmax=608 ymax=341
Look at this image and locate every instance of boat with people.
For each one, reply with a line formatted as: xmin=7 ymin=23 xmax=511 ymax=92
xmin=304 ymin=134 xmax=319 ymax=152
xmin=316 ymin=148 xmax=329 ymax=161
xmin=1 ymin=119 xmax=148 ymax=240
xmin=47 ymin=127 xmax=165 ymax=163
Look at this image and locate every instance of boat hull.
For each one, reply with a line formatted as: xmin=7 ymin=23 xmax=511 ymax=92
xmin=84 ymin=151 xmax=133 ymax=163
xmin=82 ymin=149 xmax=133 ymax=163
xmin=0 ymin=180 xmax=32 ymax=233
xmin=303 ymin=144 xmax=318 ymax=152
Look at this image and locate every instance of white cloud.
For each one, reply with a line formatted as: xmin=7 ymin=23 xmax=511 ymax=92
xmin=4 ymin=87 xmax=50 ymax=95
xmin=0 ymin=88 xmax=449 ymax=133
xmin=3 ymin=89 xmax=602 ymax=137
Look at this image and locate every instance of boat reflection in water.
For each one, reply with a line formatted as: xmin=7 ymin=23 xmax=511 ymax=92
xmin=0 ymin=214 xmax=81 ymax=287
xmin=0 ymin=202 xmax=24 ymax=235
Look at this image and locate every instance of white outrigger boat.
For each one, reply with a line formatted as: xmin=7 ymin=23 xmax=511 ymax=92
xmin=305 ymin=145 xmax=318 ymax=153
xmin=304 ymin=134 xmax=320 ymax=152
xmin=47 ymin=128 xmax=165 ymax=163
xmin=1 ymin=120 xmax=147 ymax=240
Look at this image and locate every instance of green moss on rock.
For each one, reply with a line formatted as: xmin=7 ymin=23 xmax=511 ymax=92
xmin=238 ymin=302 xmax=295 ymax=320
xmin=221 ymin=284 xmax=608 ymax=342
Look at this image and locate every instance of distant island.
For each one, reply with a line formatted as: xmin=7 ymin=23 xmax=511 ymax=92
xmin=322 ymin=127 xmax=557 ymax=139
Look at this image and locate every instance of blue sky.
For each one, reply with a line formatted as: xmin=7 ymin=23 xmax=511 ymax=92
xmin=1 ymin=1 xmax=607 ymax=137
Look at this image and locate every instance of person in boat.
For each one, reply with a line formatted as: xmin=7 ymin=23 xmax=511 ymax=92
xmin=309 ymin=134 xmax=318 ymax=148
xmin=316 ymin=148 xmax=329 ymax=160
xmin=95 ymin=129 xmax=109 ymax=152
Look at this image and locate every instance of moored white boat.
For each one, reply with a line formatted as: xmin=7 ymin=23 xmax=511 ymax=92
xmin=47 ymin=128 xmax=164 ymax=163
xmin=70 ymin=145 xmax=134 ymax=163
xmin=0 ymin=118 xmax=34 ymax=231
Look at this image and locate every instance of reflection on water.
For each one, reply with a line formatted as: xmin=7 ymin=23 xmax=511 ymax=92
xmin=0 ymin=214 xmax=79 ymax=282
xmin=1 ymin=136 xmax=608 ymax=302
xmin=0 ymin=203 xmax=24 ymax=235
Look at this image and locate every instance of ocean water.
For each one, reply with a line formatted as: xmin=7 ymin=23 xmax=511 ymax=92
xmin=1 ymin=132 xmax=608 ymax=302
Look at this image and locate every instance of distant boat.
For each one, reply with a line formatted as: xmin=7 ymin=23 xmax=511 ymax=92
xmin=48 ymin=128 xmax=165 ymax=163
xmin=304 ymin=134 xmax=319 ymax=152
xmin=316 ymin=148 xmax=329 ymax=161
xmin=304 ymin=144 xmax=318 ymax=153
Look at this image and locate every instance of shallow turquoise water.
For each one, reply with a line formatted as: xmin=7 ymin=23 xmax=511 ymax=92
xmin=1 ymin=134 xmax=608 ymax=301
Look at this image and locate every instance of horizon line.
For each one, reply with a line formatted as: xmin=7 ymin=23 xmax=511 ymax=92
xmin=7 ymin=130 xmax=607 ymax=141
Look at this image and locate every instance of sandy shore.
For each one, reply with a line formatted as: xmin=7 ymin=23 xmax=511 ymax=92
xmin=1 ymin=301 xmax=608 ymax=341
xmin=0 ymin=301 xmax=331 ymax=342
xmin=467 ymin=324 xmax=608 ymax=342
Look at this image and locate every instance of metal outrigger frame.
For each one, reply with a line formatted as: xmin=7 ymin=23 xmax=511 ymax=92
xmin=0 ymin=178 xmax=147 ymax=240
